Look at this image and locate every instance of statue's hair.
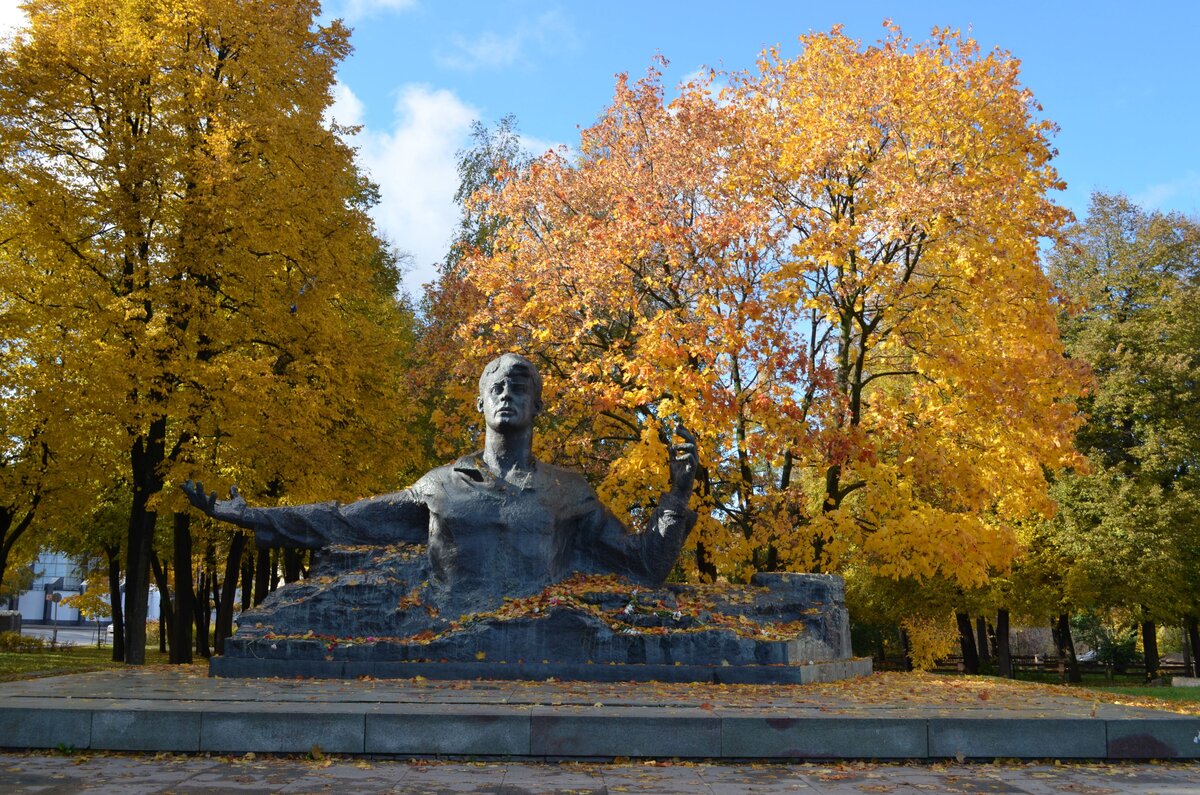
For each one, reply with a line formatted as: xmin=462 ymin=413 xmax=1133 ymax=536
xmin=479 ymin=353 xmax=543 ymax=401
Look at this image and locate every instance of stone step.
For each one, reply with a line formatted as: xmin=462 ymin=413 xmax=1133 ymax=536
xmin=2 ymin=670 xmax=1197 ymax=760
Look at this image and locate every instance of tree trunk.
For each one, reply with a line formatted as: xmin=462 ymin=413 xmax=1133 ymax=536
xmin=995 ymin=608 xmax=1013 ymax=679
xmin=170 ymin=512 xmax=193 ymax=664
xmin=269 ymin=548 xmax=280 ymax=592
xmin=105 ymin=543 xmax=125 ymax=662
xmin=283 ymin=547 xmax=302 ymax=583
xmin=956 ymin=612 xmax=979 ymax=674
xmin=0 ymin=501 xmax=39 ymax=609
xmin=899 ymin=627 xmax=914 ymax=672
xmin=124 ymin=416 xmax=166 ymax=665
xmin=214 ymin=533 xmax=247 ymax=655
xmin=149 ymin=554 xmax=171 ymax=655
xmin=975 ymin=616 xmax=991 ymax=666
xmin=240 ymin=549 xmax=254 ymax=612
xmin=195 ymin=541 xmax=214 ymax=658
xmin=1055 ymin=613 xmax=1082 ymax=683
xmin=1187 ymin=616 xmax=1200 ymax=678
xmin=193 ymin=568 xmax=210 ymax=659
xmin=253 ymin=544 xmax=271 ymax=605
xmin=1141 ymin=619 xmax=1159 ymax=681
xmin=694 ymin=540 xmax=719 ymax=583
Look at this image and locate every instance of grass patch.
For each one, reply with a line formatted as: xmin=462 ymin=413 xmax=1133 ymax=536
xmin=0 ymin=643 xmax=173 ymax=681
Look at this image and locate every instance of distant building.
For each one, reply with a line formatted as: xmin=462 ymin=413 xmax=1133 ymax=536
xmin=8 ymin=551 xmax=160 ymax=625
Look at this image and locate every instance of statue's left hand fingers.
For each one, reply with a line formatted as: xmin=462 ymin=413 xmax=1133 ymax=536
xmin=673 ymin=423 xmax=696 ymax=444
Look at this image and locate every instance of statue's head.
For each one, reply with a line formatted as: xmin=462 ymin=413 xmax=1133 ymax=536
xmin=477 ymin=353 xmax=543 ymax=432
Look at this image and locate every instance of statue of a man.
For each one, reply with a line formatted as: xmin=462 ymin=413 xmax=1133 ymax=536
xmin=183 ymin=353 xmax=698 ymax=605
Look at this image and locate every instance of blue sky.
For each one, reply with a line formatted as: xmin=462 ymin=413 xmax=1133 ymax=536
xmin=4 ymin=1 xmax=1198 ymax=296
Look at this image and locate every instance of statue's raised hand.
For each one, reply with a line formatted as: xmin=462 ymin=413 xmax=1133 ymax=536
xmin=667 ymin=424 xmax=698 ymax=499
xmin=182 ymin=480 xmax=250 ymax=527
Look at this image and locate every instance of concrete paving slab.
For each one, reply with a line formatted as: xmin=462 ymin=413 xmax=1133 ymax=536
xmin=530 ymin=705 xmax=721 ymax=757
xmin=398 ymin=761 xmax=509 ymax=792
xmin=928 ymin=717 xmax=1106 ymax=759
xmin=499 ymin=762 xmax=605 ymax=793
xmin=1106 ymin=717 xmax=1200 ymax=759
xmin=3 ymin=668 xmax=1200 ymax=761
xmin=365 ymin=703 xmax=531 ymax=755
xmin=0 ymin=705 xmax=91 ymax=750
xmin=4 ymin=754 xmax=1200 ymax=794
xmin=90 ymin=708 xmax=201 ymax=753
xmin=200 ymin=709 xmax=366 ymax=754
xmin=597 ymin=763 xmax=718 ymax=794
xmin=721 ymin=715 xmax=927 ymax=758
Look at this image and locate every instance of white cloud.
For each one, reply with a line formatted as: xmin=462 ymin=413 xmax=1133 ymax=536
xmin=351 ymin=84 xmax=478 ymax=296
xmin=334 ymin=0 xmax=418 ymax=22
xmin=518 ymin=133 xmax=568 ymax=161
xmin=1132 ymin=171 xmax=1200 ymax=214
xmin=0 ymin=0 xmax=28 ymax=38
xmin=437 ymin=10 xmax=575 ymax=72
xmin=326 ymin=81 xmax=365 ymax=129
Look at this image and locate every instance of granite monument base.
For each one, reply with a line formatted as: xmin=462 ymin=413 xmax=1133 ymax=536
xmin=212 ymin=544 xmax=866 ymax=683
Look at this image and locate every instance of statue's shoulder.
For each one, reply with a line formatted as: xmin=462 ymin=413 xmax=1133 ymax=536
xmin=415 ymin=457 xmax=476 ymax=489
xmin=534 ymin=461 xmax=598 ymax=502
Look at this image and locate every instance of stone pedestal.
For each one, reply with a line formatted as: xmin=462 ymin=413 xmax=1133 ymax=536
xmin=212 ymin=544 xmax=867 ymax=683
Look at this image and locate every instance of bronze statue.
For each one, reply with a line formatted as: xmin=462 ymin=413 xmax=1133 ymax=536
xmin=184 ymin=353 xmax=698 ymax=608
xmin=188 ymin=353 xmax=859 ymax=682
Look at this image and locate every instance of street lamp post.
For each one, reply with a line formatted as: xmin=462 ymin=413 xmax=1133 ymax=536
xmin=50 ymin=591 xmax=61 ymax=648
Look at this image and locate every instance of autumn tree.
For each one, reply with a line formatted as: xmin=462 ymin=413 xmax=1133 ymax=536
xmin=432 ymin=25 xmax=1084 ymax=628
xmin=415 ymin=115 xmax=532 ymax=464
xmin=0 ymin=272 xmax=114 ymax=611
xmin=0 ymin=0 xmax=420 ymax=663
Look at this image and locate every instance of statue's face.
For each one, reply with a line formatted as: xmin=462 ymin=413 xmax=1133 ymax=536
xmin=477 ymin=362 xmax=542 ymax=432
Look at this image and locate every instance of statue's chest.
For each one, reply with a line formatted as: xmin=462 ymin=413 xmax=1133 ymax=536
xmin=426 ymin=480 xmax=561 ymax=566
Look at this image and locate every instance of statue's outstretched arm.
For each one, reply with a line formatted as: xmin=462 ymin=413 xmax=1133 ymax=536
xmin=578 ymin=426 xmax=699 ymax=586
xmin=181 ymin=480 xmax=430 ymax=549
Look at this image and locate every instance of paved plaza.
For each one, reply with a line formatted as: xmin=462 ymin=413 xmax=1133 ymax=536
xmin=3 ymin=668 xmax=1200 ymax=760
xmin=2 ymin=752 xmax=1199 ymax=793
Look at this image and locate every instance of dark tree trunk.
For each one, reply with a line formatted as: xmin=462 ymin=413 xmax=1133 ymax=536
xmin=1187 ymin=616 xmax=1200 ymax=677
xmin=1141 ymin=619 xmax=1159 ymax=681
xmin=240 ymin=549 xmax=254 ymax=612
xmin=253 ymin=545 xmax=271 ymax=605
xmin=694 ymin=541 xmax=719 ymax=584
xmin=149 ymin=554 xmax=171 ymax=655
xmin=214 ymin=533 xmax=247 ymax=655
xmin=956 ymin=612 xmax=980 ymax=674
xmin=193 ymin=568 xmax=210 ymax=658
xmin=899 ymin=627 xmax=914 ymax=671
xmin=996 ymin=608 xmax=1013 ymax=679
xmin=975 ymin=616 xmax=991 ymax=666
xmin=0 ymin=500 xmax=39 ymax=611
xmin=125 ymin=416 xmax=166 ymax=665
xmin=105 ymin=544 xmax=125 ymax=662
xmin=170 ymin=512 xmax=193 ymax=664
xmin=283 ymin=547 xmax=302 ymax=583
xmin=195 ymin=541 xmax=214 ymax=658
xmin=1055 ymin=613 xmax=1082 ymax=683
xmin=269 ymin=548 xmax=280 ymax=592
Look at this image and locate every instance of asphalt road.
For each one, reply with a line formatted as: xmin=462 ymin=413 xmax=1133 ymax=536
xmin=19 ymin=625 xmax=108 ymax=647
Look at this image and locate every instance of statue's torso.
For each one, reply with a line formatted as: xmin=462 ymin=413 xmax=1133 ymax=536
xmin=417 ymin=455 xmax=599 ymax=603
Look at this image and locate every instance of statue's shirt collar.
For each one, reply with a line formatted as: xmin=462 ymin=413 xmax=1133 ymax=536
xmin=452 ymin=453 xmax=538 ymax=492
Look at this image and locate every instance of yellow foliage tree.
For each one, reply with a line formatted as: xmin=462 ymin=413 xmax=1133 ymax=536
xmin=431 ymin=26 xmax=1085 ymax=590
xmin=0 ymin=0 xmax=420 ymax=663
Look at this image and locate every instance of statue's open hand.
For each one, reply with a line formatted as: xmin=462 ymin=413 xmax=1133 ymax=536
xmin=668 ymin=424 xmax=698 ymax=499
xmin=181 ymin=480 xmax=248 ymax=526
